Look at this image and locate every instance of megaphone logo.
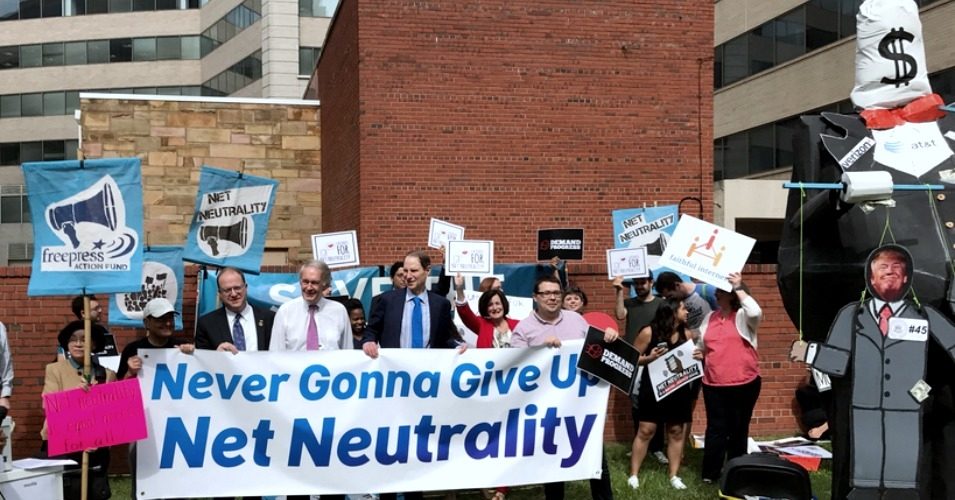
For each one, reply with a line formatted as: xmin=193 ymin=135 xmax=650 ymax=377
xmin=40 ymin=175 xmax=138 ymax=271
xmin=199 ymin=217 xmax=250 ymax=256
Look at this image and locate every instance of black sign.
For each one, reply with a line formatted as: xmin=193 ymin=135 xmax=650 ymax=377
xmin=576 ymin=327 xmax=639 ymax=394
xmin=538 ymin=228 xmax=584 ymax=260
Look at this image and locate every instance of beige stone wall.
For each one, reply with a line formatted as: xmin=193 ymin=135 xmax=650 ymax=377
xmin=80 ymin=95 xmax=321 ymax=265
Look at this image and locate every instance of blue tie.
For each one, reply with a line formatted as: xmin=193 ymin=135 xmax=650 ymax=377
xmin=232 ymin=314 xmax=246 ymax=351
xmin=411 ymin=296 xmax=424 ymax=348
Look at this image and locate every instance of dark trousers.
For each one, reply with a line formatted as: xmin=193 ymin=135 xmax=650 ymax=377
xmin=543 ymin=453 xmax=613 ymax=500
xmin=701 ymin=377 xmax=761 ymax=481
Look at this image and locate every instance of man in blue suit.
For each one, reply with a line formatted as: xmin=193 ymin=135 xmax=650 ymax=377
xmin=362 ymin=250 xmax=459 ymax=357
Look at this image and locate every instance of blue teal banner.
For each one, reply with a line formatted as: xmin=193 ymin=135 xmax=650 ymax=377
xmin=611 ymin=205 xmax=679 ymax=275
xmin=23 ymin=158 xmax=143 ymax=296
xmin=198 ymin=263 xmax=555 ymax=317
xmin=183 ymin=166 xmax=278 ymax=273
xmin=109 ymin=246 xmax=185 ymax=330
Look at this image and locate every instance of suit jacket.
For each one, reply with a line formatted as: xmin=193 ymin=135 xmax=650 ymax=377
xmin=195 ymin=305 xmax=276 ymax=351
xmin=362 ymin=288 xmax=456 ymax=349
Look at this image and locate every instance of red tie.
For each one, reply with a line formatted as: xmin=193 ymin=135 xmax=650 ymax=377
xmin=879 ymin=305 xmax=892 ymax=336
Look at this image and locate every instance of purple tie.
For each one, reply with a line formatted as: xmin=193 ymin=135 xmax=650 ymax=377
xmin=306 ymin=304 xmax=320 ymax=350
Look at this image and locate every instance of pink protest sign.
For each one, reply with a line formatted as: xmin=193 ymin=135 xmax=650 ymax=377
xmin=43 ymin=378 xmax=147 ymax=456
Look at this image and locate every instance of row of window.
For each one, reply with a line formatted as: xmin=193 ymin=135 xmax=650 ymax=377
xmin=714 ymin=67 xmax=955 ymax=180
xmin=298 ymin=0 xmax=336 ymax=18
xmin=715 ymin=0 xmax=940 ymax=89
xmin=202 ymin=0 xmax=260 ymax=54
xmin=0 ymin=185 xmax=30 ymax=225
xmin=0 ymin=87 xmax=207 ymax=118
xmin=0 ymin=140 xmax=78 ymax=167
xmin=0 ymin=0 xmax=201 ymax=21
xmin=202 ymin=50 xmax=261 ymax=95
xmin=0 ymin=36 xmax=201 ymax=71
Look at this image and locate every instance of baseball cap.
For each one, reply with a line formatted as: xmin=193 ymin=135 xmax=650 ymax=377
xmin=143 ymin=298 xmax=179 ymax=318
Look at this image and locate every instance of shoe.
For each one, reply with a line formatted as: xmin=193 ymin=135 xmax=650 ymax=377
xmin=702 ymin=477 xmax=714 ymax=484
xmin=627 ymin=475 xmax=639 ymax=489
xmin=670 ymin=476 xmax=688 ymax=490
xmin=653 ymin=450 xmax=670 ymax=464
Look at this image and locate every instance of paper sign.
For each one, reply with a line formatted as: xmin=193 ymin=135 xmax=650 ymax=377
xmin=659 ymin=215 xmax=756 ymax=291
xmin=428 ymin=218 xmax=465 ymax=249
xmin=538 ymin=228 xmax=584 ymax=260
xmin=606 ymin=247 xmax=648 ymax=279
xmin=446 ymin=240 xmax=494 ymax=275
xmin=887 ymin=317 xmax=928 ymax=342
xmin=577 ymin=327 xmax=639 ymax=394
xmin=311 ymin=230 xmax=360 ymax=269
xmin=43 ymin=378 xmax=147 ymax=456
xmin=646 ymin=340 xmax=703 ymax=401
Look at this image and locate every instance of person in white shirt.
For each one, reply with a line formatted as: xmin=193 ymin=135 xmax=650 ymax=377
xmin=270 ymin=260 xmax=350 ymax=352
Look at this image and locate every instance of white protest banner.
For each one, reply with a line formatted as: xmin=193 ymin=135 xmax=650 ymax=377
xmin=137 ymin=344 xmax=608 ymax=499
xmin=605 ymin=247 xmax=648 ymax=280
xmin=428 ymin=218 xmax=465 ymax=249
xmin=446 ymin=240 xmax=494 ymax=275
xmin=311 ymin=230 xmax=360 ymax=269
xmin=646 ymin=341 xmax=702 ymax=402
xmin=658 ymin=215 xmax=755 ymax=291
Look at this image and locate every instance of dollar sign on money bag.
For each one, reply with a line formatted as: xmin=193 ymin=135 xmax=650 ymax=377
xmin=878 ymin=27 xmax=917 ymax=87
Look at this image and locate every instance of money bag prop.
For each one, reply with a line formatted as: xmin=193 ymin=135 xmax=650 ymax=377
xmin=777 ymin=0 xmax=955 ymax=498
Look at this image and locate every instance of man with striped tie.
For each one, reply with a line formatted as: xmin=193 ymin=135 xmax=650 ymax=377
xmin=195 ymin=267 xmax=275 ymax=354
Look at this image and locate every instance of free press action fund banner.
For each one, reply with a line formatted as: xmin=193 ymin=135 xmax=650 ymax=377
xmin=23 ymin=158 xmax=144 ymax=296
xmin=137 ymin=344 xmax=609 ymax=498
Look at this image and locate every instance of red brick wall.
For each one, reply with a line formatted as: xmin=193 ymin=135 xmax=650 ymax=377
xmin=316 ymin=0 xmax=361 ymax=233
xmin=316 ymin=0 xmax=715 ymax=269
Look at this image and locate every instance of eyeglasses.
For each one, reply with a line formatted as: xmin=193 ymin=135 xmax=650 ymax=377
xmin=68 ymin=336 xmax=84 ymax=344
xmin=219 ymin=285 xmax=246 ymax=294
xmin=535 ymin=291 xmax=562 ymax=297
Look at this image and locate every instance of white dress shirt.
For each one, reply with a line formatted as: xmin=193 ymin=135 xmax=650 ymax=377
xmin=224 ymin=303 xmax=259 ymax=352
xmin=269 ymin=296 xmax=350 ymax=351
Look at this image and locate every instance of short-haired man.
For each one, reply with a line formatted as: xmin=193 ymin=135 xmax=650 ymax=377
xmin=360 ymin=250 xmax=461 ymax=500
xmin=512 ymin=276 xmax=617 ymax=500
xmin=270 ymin=260 xmax=350 ymax=353
xmin=71 ymin=294 xmax=103 ymax=322
xmin=196 ymin=267 xmax=275 ymax=354
xmin=654 ymin=271 xmax=716 ymax=330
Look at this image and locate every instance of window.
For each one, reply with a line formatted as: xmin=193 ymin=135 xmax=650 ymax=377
xmin=299 ymin=0 xmax=337 ymax=17
xmin=40 ymin=0 xmax=60 ymax=16
xmin=0 ymin=46 xmax=16 ymax=69
xmin=181 ymin=36 xmax=200 ymax=60
xmin=132 ymin=37 xmax=156 ymax=61
xmin=18 ymin=0 xmax=40 ymax=18
xmin=0 ymin=0 xmax=17 ymax=20
xmin=43 ymin=92 xmax=65 ymax=116
xmin=155 ymin=0 xmax=174 ymax=9
xmin=806 ymin=0 xmax=839 ymax=52
xmin=108 ymin=0 xmax=130 ymax=12
xmin=0 ymin=189 xmax=27 ymax=224
xmin=19 ymin=44 xmax=41 ymax=68
xmin=87 ymin=40 xmax=109 ymax=63
xmin=86 ymin=0 xmax=106 ymax=13
xmin=70 ymin=0 xmax=86 ymax=15
xmin=748 ymin=125 xmax=775 ymax=174
xmin=748 ymin=24 xmax=774 ymax=75
xmin=109 ymin=38 xmax=132 ymax=62
xmin=299 ymin=47 xmax=321 ymax=75
xmin=42 ymin=140 xmax=64 ymax=160
xmin=65 ymin=91 xmax=80 ymax=114
xmin=774 ymin=8 xmax=805 ymax=65
xmin=19 ymin=142 xmax=41 ymax=163
xmin=0 ymin=144 xmax=18 ymax=165
xmin=42 ymin=42 xmax=64 ymax=66
xmin=65 ymin=41 xmax=87 ymax=65
xmin=131 ymin=0 xmax=152 ymax=10
xmin=20 ymin=93 xmax=41 ymax=117
xmin=721 ymin=36 xmax=747 ymax=87
xmin=156 ymin=36 xmax=180 ymax=60
xmin=0 ymin=95 xmax=18 ymax=118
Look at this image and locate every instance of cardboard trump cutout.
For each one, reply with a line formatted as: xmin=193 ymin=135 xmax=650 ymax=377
xmin=793 ymin=246 xmax=955 ymax=499
xmin=778 ymin=1 xmax=955 ymax=497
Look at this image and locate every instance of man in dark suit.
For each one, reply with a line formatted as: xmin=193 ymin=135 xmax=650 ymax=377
xmin=360 ymin=250 xmax=461 ymax=500
xmin=196 ymin=267 xmax=275 ymax=354
xmin=362 ymin=251 xmax=460 ymax=357
xmin=195 ymin=267 xmax=275 ymax=500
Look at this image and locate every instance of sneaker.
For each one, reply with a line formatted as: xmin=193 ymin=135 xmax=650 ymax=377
xmin=670 ymin=476 xmax=688 ymax=490
xmin=702 ymin=477 xmax=714 ymax=485
xmin=653 ymin=450 xmax=670 ymax=464
xmin=627 ymin=474 xmax=639 ymax=489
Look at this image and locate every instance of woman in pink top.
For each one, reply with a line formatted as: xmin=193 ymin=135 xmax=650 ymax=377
xmin=692 ymin=272 xmax=762 ymax=483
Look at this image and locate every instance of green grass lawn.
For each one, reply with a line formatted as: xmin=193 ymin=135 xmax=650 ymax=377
xmin=107 ymin=442 xmax=832 ymax=499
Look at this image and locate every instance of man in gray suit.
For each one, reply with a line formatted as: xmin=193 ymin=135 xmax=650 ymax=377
xmin=792 ymin=245 xmax=955 ymax=499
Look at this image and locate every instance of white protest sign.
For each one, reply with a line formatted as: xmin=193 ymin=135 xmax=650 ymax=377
xmin=446 ymin=240 xmax=494 ymax=275
xmin=605 ymin=247 xmax=648 ymax=279
xmin=646 ymin=340 xmax=703 ymax=402
xmin=659 ymin=215 xmax=755 ymax=291
xmin=311 ymin=230 xmax=360 ymax=269
xmin=136 ymin=345 xmax=608 ymax=499
xmin=428 ymin=218 xmax=465 ymax=249
xmin=453 ymin=290 xmax=533 ymax=346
